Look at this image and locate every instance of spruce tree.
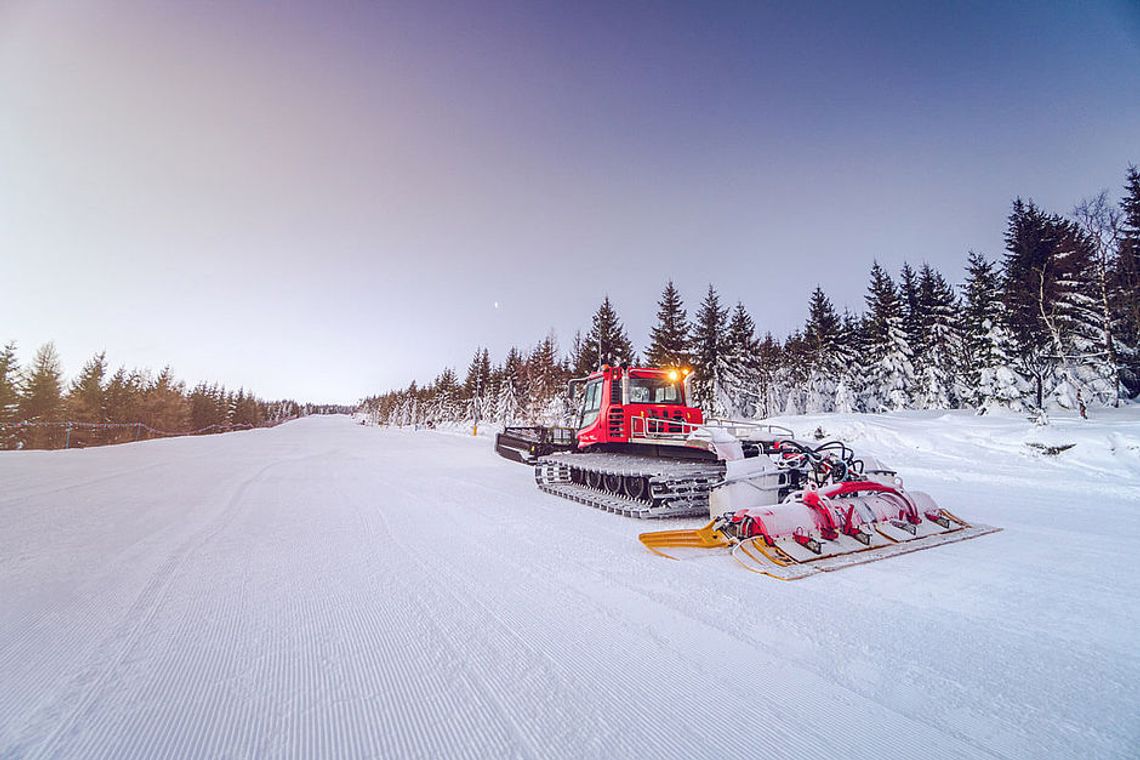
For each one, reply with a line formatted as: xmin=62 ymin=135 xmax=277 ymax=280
xmin=67 ymin=352 xmax=107 ymax=423
xmin=803 ymin=287 xmax=843 ymax=413
xmin=915 ymin=264 xmax=961 ymax=409
xmin=484 ymin=365 xmax=503 ymax=424
xmin=463 ymin=347 xmax=492 ymax=420
xmin=721 ymin=302 xmax=759 ymax=417
xmin=189 ymin=382 xmax=224 ymax=430
xmin=67 ymin=351 xmax=107 ymax=446
xmin=211 ymin=384 xmax=228 ymax=427
xmin=961 ymin=252 xmax=1028 ymax=410
xmin=477 ymin=347 xmax=492 ymax=418
xmin=646 ymin=281 xmax=691 ymax=368
xmin=568 ymin=331 xmax=585 ymax=378
xmin=400 ymin=381 xmax=420 ymax=426
xmin=1003 ymin=199 xmax=1111 ymax=409
xmin=899 ymin=263 xmax=925 ymax=371
xmin=230 ymin=388 xmax=247 ymax=427
xmin=834 ymin=310 xmax=863 ymax=413
xmin=754 ymin=332 xmax=782 ymax=418
xmin=1113 ymin=165 xmax=1140 ymax=396
xmin=0 ymin=342 xmax=21 ymax=448
xmin=104 ymin=367 xmax=144 ymax=429
xmin=778 ymin=330 xmax=810 ymax=414
xmin=575 ymin=297 xmax=635 ymax=375
xmin=690 ymin=285 xmax=729 ymax=415
xmin=497 ymin=348 xmax=526 ymax=424
xmin=19 ymin=343 xmax=65 ymax=448
xmin=427 ymin=368 xmax=461 ymax=424
xmin=144 ymin=367 xmax=190 ymax=432
xmin=961 ymin=251 xmax=990 ymax=402
xmin=526 ymin=333 xmax=563 ymax=422
xmin=1073 ymin=189 xmax=1127 ymax=402
xmin=862 ymin=263 xmax=914 ymax=411
xmin=1003 ymin=199 xmax=1053 ymax=405
xmin=463 ymin=347 xmax=491 ymax=398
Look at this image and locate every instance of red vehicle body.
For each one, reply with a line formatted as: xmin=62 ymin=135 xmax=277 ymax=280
xmin=571 ymin=366 xmax=704 ymax=448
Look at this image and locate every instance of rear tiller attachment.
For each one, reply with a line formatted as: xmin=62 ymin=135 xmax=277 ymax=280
xmin=639 ymin=481 xmax=999 ymax=581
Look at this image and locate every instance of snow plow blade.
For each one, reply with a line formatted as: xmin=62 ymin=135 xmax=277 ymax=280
xmin=638 ymin=522 xmax=730 ymax=559
xmin=730 ymin=523 xmax=1001 ymax=580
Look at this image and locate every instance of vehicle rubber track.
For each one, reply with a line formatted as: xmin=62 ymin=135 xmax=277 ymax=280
xmin=534 ymin=452 xmax=725 ymax=519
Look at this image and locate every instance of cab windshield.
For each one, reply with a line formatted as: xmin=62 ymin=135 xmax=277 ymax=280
xmin=628 ymin=376 xmax=683 ymax=405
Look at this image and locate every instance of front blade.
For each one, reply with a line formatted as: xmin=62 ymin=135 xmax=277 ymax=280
xmin=638 ymin=522 xmax=730 ymax=559
xmin=731 ymin=524 xmax=1001 ymax=580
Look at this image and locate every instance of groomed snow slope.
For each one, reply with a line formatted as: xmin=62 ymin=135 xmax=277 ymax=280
xmin=1 ymin=412 xmax=1138 ymax=759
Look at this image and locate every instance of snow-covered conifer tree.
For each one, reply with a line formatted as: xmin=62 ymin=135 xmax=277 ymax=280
xmin=483 ymin=365 xmax=503 ymax=425
xmin=1114 ymin=166 xmax=1140 ymax=396
xmin=862 ymin=263 xmax=915 ymax=411
xmin=400 ymin=382 xmax=420 ymax=426
xmin=961 ymin=252 xmax=1028 ymax=411
xmin=720 ymin=302 xmax=759 ymax=417
xmin=497 ymin=348 xmax=526 ymax=424
xmin=526 ymin=333 xmax=564 ymax=423
xmin=802 ymin=287 xmax=844 ymax=413
xmin=833 ymin=310 xmax=863 ymax=413
xmin=646 ymin=281 xmax=691 ymax=368
xmin=1003 ymin=199 xmax=1115 ymax=410
xmin=916 ymin=264 xmax=962 ymax=409
xmin=754 ymin=333 xmax=782 ymax=419
xmin=778 ymin=331 xmax=809 ymax=415
xmin=426 ymin=368 xmax=461 ymax=424
xmin=575 ymin=297 xmax=635 ymax=376
xmin=1073 ymin=191 xmax=1125 ymax=403
xmin=463 ymin=347 xmax=492 ymax=422
xmin=899 ymin=263 xmax=924 ymax=374
xmin=690 ymin=285 xmax=728 ymax=416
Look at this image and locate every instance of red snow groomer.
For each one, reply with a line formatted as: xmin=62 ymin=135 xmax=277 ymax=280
xmin=494 ymin=365 xmax=997 ymax=579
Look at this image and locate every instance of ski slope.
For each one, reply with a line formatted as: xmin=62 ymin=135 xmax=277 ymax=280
xmin=1 ymin=412 xmax=1138 ymax=759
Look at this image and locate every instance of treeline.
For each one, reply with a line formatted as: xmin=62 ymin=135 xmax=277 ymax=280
xmin=0 ymin=342 xmax=309 ymax=450
xmin=362 ymin=164 xmax=1140 ymax=426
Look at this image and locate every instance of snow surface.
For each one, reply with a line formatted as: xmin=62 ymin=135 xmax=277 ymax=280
xmin=2 ymin=411 xmax=1138 ymax=759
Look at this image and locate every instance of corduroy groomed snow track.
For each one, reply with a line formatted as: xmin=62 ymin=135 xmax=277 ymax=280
xmin=2 ymin=414 xmax=1139 ymax=759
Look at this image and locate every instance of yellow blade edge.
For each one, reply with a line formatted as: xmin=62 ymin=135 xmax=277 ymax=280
xmin=638 ymin=521 xmax=729 ymax=560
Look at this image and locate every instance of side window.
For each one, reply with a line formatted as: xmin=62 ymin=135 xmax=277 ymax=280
xmin=580 ymin=379 xmax=602 ymax=428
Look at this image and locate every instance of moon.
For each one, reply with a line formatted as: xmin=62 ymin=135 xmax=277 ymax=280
xmin=493 ymin=301 xmax=500 ymax=309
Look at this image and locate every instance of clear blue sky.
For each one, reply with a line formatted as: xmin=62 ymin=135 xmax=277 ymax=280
xmin=2 ymin=0 xmax=1138 ymax=402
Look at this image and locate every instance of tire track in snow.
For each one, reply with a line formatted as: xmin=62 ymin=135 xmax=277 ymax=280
xmin=7 ymin=457 xmax=288 ymax=759
xmin=337 ymin=477 xmax=542 ymax=759
xmin=0 ymin=461 xmax=172 ymax=510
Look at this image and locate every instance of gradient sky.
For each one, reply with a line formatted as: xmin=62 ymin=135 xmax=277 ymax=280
xmin=2 ymin=1 xmax=1138 ymax=403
